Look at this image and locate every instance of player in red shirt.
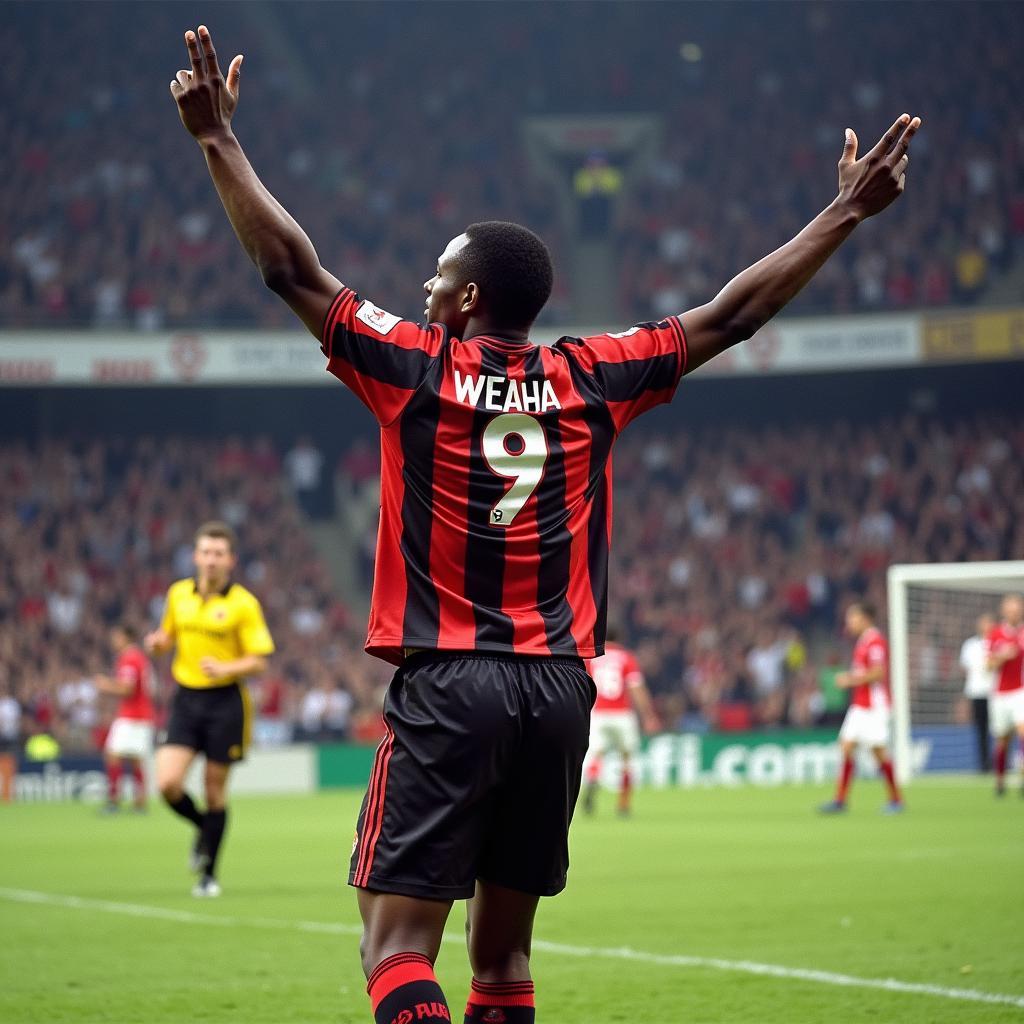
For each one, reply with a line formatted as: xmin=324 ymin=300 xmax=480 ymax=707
xmin=820 ymin=601 xmax=903 ymax=814
xmin=95 ymin=624 xmax=155 ymax=814
xmin=984 ymin=593 xmax=1024 ymax=796
xmin=171 ymin=25 xmax=919 ymax=1023
xmin=583 ymin=631 xmax=659 ymax=817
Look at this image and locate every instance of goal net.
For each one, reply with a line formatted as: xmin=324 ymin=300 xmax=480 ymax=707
xmin=887 ymin=560 xmax=1024 ymax=783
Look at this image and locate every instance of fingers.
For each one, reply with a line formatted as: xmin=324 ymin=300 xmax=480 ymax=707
xmin=868 ymin=113 xmax=910 ymax=160
xmin=226 ymin=53 xmax=243 ymax=96
xmin=185 ymin=29 xmax=204 ymax=78
xmin=839 ymin=127 xmax=858 ymax=165
xmin=887 ymin=116 xmax=921 ymax=163
xmin=198 ymin=25 xmax=221 ymax=77
xmin=175 ymin=69 xmax=191 ymax=89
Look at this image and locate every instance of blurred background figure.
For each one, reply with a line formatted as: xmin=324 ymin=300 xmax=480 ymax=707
xmin=960 ymin=613 xmax=996 ymax=773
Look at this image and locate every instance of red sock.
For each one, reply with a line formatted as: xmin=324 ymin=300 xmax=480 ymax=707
xmin=836 ymin=756 xmax=854 ymax=803
xmin=106 ymin=761 xmax=121 ymax=803
xmin=464 ymin=978 xmax=535 ymax=1022
xmin=879 ymin=760 xmax=901 ymax=803
xmin=368 ymin=953 xmax=450 ymax=1024
xmin=131 ymin=762 xmax=145 ymax=803
xmin=618 ymin=765 xmax=632 ymax=812
xmin=586 ymin=756 xmax=601 ymax=786
xmin=994 ymin=744 xmax=1007 ymax=783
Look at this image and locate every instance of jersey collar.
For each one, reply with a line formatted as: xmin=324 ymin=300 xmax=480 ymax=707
xmin=471 ymin=334 xmax=535 ymax=352
xmin=192 ymin=578 xmax=234 ymax=598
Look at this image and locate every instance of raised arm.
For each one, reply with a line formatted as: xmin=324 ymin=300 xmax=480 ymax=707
xmin=680 ymin=114 xmax=921 ymax=374
xmin=170 ymin=26 xmax=340 ymax=337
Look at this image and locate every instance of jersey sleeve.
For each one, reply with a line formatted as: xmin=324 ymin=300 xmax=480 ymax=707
xmin=866 ymin=636 xmax=888 ymax=667
xmin=959 ymin=639 xmax=971 ymax=671
xmin=984 ymin=626 xmax=1003 ymax=658
xmin=237 ymin=594 xmax=276 ymax=657
xmin=320 ymin=287 xmax=447 ymax=424
xmin=624 ymin=652 xmax=646 ymax=689
xmin=159 ymin=586 xmax=177 ymax=637
xmin=555 ymin=317 xmax=687 ymax=432
xmin=116 ymin=653 xmax=141 ymax=687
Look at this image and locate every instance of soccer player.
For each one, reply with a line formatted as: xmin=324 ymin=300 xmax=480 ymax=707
xmin=95 ymin=624 xmax=155 ymax=814
xmin=984 ymin=594 xmax=1024 ymax=797
xmin=582 ymin=630 xmax=659 ymax=817
xmin=144 ymin=521 xmax=274 ymax=897
xmin=820 ymin=601 xmax=904 ymax=814
xmin=960 ymin=613 xmax=996 ymax=773
xmin=170 ymin=24 xmax=918 ymax=1021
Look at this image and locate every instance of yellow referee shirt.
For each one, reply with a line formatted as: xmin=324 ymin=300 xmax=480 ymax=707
xmin=160 ymin=579 xmax=275 ymax=689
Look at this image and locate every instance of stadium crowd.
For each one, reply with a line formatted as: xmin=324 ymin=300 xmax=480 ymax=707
xmin=0 ymin=435 xmax=392 ymax=755
xmin=607 ymin=412 xmax=1023 ymax=731
xmin=2 ymin=408 xmax=1021 ymax=754
xmin=2 ymin=2 xmax=1021 ymax=330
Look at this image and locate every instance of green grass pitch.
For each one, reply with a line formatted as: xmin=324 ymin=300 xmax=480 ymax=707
xmin=1 ymin=780 xmax=1021 ymax=1023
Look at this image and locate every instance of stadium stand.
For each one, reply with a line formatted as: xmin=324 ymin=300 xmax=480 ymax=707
xmin=1 ymin=2 xmax=1021 ymax=328
xmin=0 ymin=436 xmax=392 ymax=753
xmin=3 ymin=410 xmax=1020 ymax=752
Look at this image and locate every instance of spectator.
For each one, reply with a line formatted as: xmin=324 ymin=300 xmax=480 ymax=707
xmin=285 ymin=436 xmax=329 ymax=519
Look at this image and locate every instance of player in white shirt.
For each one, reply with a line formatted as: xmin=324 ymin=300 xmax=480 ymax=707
xmin=960 ymin=613 xmax=996 ymax=773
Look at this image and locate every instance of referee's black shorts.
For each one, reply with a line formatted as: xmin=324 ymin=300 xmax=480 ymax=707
xmin=164 ymin=682 xmax=251 ymax=764
xmin=349 ymin=650 xmax=596 ymax=901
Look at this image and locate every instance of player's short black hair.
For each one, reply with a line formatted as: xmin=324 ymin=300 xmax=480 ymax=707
xmin=850 ymin=599 xmax=876 ymax=622
xmin=116 ymin=623 xmax=138 ymax=641
xmin=195 ymin=520 xmax=237 ymax=553
xmin=458 ymin=221 xmax=553 ymax=328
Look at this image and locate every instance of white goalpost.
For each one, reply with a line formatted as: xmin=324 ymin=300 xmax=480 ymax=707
xmin=887 ymin=560 xmax=1024 ymax=784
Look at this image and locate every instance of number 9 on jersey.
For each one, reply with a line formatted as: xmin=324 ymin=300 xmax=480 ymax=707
xmin=481 ymin=413 xmax=549 ymax=527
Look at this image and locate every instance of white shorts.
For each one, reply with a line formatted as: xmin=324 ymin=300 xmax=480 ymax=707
xmin=839 ymin=705 xmax=890 ymax=748
xmin=586 ymin=710 xmax=641 ymax=760
xmin=105 ymin=718 xmax=155 ymax=759
xmin=989 ymin=690 xmax=1024 ymax=737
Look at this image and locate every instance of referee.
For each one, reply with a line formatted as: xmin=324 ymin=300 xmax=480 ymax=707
xmin=145 ymin=521 xmax=275 ymax=897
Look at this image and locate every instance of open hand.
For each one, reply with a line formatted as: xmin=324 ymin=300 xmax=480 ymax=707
xmin=170 ymin=25 xmax=242 ymax=142
xmin=837 ymin=113 xmax=921 ymax=221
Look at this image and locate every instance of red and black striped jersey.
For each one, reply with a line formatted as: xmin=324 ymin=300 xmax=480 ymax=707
xmin=321 ymin=287 xmax=687 ymax=665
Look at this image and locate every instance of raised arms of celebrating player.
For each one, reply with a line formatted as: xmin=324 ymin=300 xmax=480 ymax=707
xmin=170 ymin=26 xmax=341 ymax=338
xmin=679 ymin=114 xmax=920 ymax=373
xmin=172 ymin=27 xmax=921 ymax=362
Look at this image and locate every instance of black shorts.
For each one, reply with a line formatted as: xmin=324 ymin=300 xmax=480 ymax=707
xmin=164 ymin=682 xmax=251 ymax=764
xmin=349 ymin=651 xmax=596 ymax=901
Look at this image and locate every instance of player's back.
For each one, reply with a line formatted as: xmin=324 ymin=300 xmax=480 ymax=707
xmin=587 ymin=642 xmax=643 ymax=712
xmin=986 ymin=623 xmax=1024 ymax=692
xmin=321 ymin=289 xmax=687 ymax=665
xmin=851 ymin=626 xmax=890 ymax=709
xmin=115 ymin=644 xmax=155 ymax=721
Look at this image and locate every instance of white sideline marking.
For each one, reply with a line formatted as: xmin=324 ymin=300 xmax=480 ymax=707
xmin=2 ymin=887 xmax=1023 ymax=1011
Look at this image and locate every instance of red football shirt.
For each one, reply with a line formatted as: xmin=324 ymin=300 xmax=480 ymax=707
xmin=850 ymin=626 xmax=890 ymax=710
xmin=322 ymin=288 xmax=686 ymax=665
xmin=115 ymin=645 xmax=155 ymax=721
xmin=586 ymin=642 xmax=645 ymax=712
xmin=985 ymin=623 xmax=1024 ymax=693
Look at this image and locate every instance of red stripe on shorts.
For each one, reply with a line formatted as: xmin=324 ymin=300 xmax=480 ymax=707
xmin=355 ymin=721 xmax=395 ymax=887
